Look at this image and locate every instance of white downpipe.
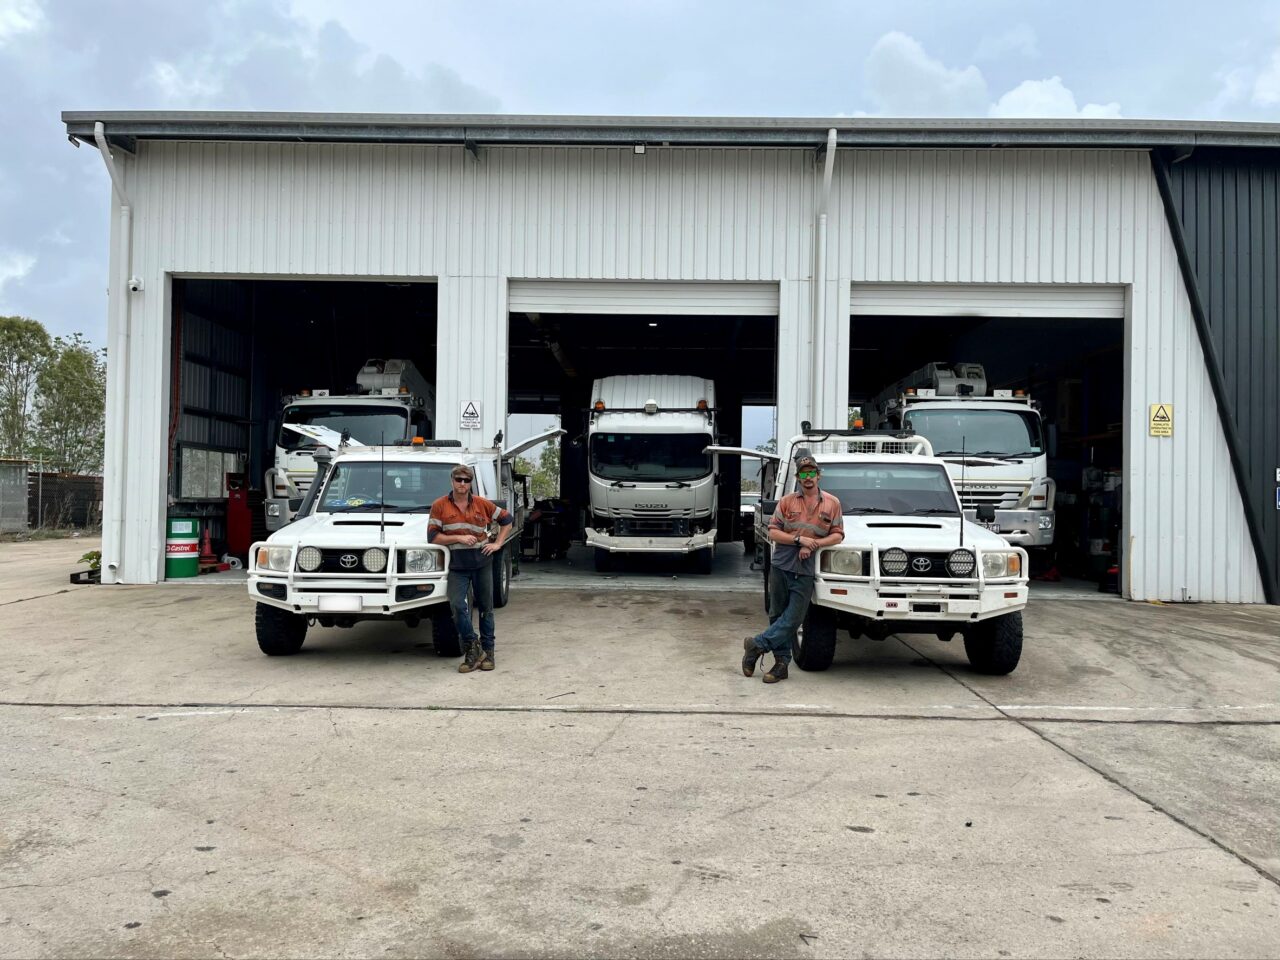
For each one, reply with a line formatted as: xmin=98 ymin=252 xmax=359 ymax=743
xmin=95 ymin=122 xmax=132 ymax=582
xmin=811 ymin=128 xmax=837 ymax=425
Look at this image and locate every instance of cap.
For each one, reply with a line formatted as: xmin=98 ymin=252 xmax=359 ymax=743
xmin=795 ymin=454 xmax=820 ymax=473
xmin=451 ymin=463 xmax=475 ymax=480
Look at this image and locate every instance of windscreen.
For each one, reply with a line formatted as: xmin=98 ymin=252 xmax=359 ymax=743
xmin=817 ymin=462 xmax=960 ymax=517
xmin=317 ymin=461 xmax=456 ymax=513
xmin=589 ymin=433 xmax=713 ymax=482
xmin=903 ymin=409 xmax=1044 ymax=458
xmin=279 ymin=405 xmax=409 ymax=451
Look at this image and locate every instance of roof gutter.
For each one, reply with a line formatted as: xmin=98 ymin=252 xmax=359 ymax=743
xmin=95 ymin=121 xmax=133 ymax=583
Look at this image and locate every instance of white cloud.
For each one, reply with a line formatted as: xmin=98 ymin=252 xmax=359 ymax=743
xmin=0 ymin=249 xmax=36 ymax=300
xmin=0 ymin=0 xmax=43 ymax=46
xmin=975 ymin=24 xmax=1039 ymax=61
xmin=1210 ymin=65 xmax=1253 ymax=113
xmin=989 ymin=77 xmax=1122 ymax=118
xmin=864 ymin=31 xmax=989 ymax=116
xmin=147 ymin=61 xmax=224 ymax=102
xmin=1254 ymin=47 xmax=1280 ymax=105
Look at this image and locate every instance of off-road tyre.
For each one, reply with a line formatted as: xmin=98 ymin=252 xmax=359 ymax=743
xmin=493 ymin=548 xmax=513 ymax=608
xmin=742 ymin=525 xmax=755 ymax=555
xmin=431 ymin=606 xmax=463 ymax=657
xmin=692 ymin=546 xmax=714 ymax=575
xmin=255 ymin=603 xmax=307 ymax=656
xmin=793 ymin=603 xmax=837 ymax=672
xmin=594 ymin=547 xmax=613 ymax=573
xmin=963 ymin=611 xmax=1023 ymax=675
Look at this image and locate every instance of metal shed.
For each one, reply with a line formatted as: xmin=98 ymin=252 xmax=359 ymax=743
xmin=62 ymin=112 xmax=1280 ymax=603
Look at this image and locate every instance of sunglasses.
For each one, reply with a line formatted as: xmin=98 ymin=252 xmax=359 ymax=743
xmin=452 ymin=476 xmax=472 ymax=483
xmin=797 ymin=470 xmax=819 ymax=479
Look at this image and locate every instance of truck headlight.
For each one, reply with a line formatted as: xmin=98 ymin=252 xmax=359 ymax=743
xmin=404 ymin=549 xmax=441 ymax=573
xmin=1019 ymin=478 xmax=1056 ymax=510
xmin=256 ymin=546 xmax=292 ymax=572
xmin=362 ymin=548 xmax=388 ymax=573
xmin=266 ymin=503 xmax=281 ymax=518
xmin=1038 ymin=514 xmax=1054 ymax=530
xmin=821 ymin=549 xmax=863 ymax=576
xmin=981 ymin=552 xmax=1022 ymax=578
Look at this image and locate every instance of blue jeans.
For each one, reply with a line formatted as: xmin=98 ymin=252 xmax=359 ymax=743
xmin=447 ymin=562 xmax=495 ymax=652
xmin=754 ymin=568 xmax=814 ymax=665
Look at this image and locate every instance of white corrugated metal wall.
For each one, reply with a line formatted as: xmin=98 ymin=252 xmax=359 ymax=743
xmin=101 ymin=140 xmax=1264 ymax=601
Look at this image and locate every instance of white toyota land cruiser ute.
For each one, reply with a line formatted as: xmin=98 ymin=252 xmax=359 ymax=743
xmin=714 ymin=424 xmax=1029 ymax=675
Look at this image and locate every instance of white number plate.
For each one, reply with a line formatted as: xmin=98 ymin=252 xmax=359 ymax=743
xmin=318 ymin=595 xmax=362 ymax=613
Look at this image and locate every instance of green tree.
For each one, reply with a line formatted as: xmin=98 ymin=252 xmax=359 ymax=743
xmin=0 ymin=315 xmax=53 ymax=458
xmin=755 ymin=438 xmax=777 ymax=455
xmin=31 ymin=334 xmax=107 ymax=474
xmin=514 ymin=442 xmax=561 ymax=501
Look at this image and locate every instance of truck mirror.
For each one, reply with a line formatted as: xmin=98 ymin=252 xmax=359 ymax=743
xmin=976 ymin=505 xmax=996 ymax=523
xmin=761 ymin=499 xmax=778 ymax=514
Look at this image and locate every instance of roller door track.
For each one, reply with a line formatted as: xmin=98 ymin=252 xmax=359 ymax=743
xmin=509 ymin=280 xmax=779 ymax=316
xmin=851 ymin=283 xmax=1125 ymax=319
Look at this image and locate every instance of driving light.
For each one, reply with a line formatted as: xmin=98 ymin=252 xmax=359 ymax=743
xmin=1038 ymin=514 xmax=1054 ymax=530
xmin=822 ymin=550 xmax=864 ymax=576
xmin=880 ymin=547 xmax=909 ymax=576
xmin=404 ymin=548 xmax=441 ymax=573
xmin=266 ymin=503 xmax=281 ymax=517
xmin=946 ymin=549 xmax=976 ymax=578
xmin=256 ymin=546 xmax=292 ymax=572
xmin=297 ymin=546 xmax=322 ymax=572
xmin=362 ymin=548 xmax=388 ymax=573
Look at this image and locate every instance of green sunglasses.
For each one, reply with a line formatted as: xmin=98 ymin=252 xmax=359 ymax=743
xmin=797 ymin=470 xmax=819 ymax=479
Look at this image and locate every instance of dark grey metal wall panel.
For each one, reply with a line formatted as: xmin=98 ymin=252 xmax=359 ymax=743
xmin=1161 ymin=148 xmax=1279 ymax=603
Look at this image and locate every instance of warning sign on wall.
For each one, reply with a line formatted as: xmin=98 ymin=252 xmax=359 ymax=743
xmin=1149 ymin=403 xmax=1173 ymax=437
xmin=460 ymin=400 xmax=482 ymax=430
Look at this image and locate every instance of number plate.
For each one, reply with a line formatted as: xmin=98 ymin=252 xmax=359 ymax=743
xmin=318 ymin=595 xmax=362 ymax=613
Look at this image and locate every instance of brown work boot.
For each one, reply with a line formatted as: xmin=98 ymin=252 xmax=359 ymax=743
xmin=742 ymin=637 xmax=765 ymax=677
xmin=479 ymin=650 xmax=495 ymax=671
xmin=458 ymin=641 xmax=483 ymax=673
xmin=762 ymin=660 xmax=789 ymax=684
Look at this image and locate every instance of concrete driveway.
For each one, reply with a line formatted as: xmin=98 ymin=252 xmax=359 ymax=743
xmin=1 ymin=538 xmax=1278 ymax=958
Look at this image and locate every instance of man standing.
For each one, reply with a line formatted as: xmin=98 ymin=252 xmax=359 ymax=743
xmin=428 ymin=464 xmax=513 ymax=673
xmin=742 ymin=453 xmax=843 ymax=683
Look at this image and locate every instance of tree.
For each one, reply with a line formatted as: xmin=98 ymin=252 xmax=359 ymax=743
xmin=0 ymin=316 xmax=53 ymax=458
xmin=514 ymin=441 xmax=561 ymax=501
xmin=30 ymin=334 xmax=107 ymax=474
xmin=755 ymin=438 xmax=777 ymax=455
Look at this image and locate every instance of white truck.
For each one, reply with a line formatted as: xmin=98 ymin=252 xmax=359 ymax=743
xmin=584 ymin=375 xmax=720 ymax=574
xmin=248 ymin=426 xmax=561 ymax=657
xmin=713 ymin=423 xmax=1029 ymax=675
xmin=264 ymin=359 xmax=436 ymax=531
xmin=866 ymin=363 xmax=1055 ymax=551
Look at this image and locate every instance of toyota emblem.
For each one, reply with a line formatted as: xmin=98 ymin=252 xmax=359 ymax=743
xmin=911 ymin=556 xmax=932 ymax=573
xmin=339 ymin=553 xmax=358 ymax=569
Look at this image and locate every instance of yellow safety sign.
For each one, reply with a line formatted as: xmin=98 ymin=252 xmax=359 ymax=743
xmin=1149 ymin=403 xmax=1173 ymax=437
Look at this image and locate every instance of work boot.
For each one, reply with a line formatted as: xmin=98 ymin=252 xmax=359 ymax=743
xmin=762 ymin=660 xmax=789 ymax=684
xmin=458 ymin=641 xmax=483 ymax=673
xmin=742 ymin=637 xmax=766 ymax=677
xmin=479 ymin=650 xmax=495 ymax=671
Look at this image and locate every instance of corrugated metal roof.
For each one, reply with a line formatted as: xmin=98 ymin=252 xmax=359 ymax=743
xmin=593 ymin=375 xmax=716 ymax=410
xmin=62 ymin=111 xmax=1280 ymax=153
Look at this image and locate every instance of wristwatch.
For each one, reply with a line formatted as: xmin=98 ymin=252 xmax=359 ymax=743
xmin=793 ymin=534 xmax=801 ymax=546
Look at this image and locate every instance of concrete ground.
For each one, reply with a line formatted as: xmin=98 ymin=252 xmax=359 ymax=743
xmin=1 ymin=537 xmax=1278 ymax=959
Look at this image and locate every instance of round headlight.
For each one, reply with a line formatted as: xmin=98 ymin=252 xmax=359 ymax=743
xmin=362 ymin=548 xmax=388 ymax=573
xmin=404 ymin=548 xmax=438 ymax=574
xmin=982 ymin=552 xmax=1009 ymax=578
xmin=881 ymin=547 xmax=909 ymax=576
xmin=296 ymin=546 xmax=322 ymax=572
xmin=946 ymin=548 xmax=976 ymax=578
xmin=825 ymin=549 xmax=863 ymax=576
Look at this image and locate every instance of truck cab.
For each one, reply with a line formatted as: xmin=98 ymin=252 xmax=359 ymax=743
xmin=584 ymin=375 xmax=719 ymax=574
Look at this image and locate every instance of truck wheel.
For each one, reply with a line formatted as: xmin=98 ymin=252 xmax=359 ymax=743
xmin=963 ymin=612 xmax=1023 ymax=675
xmin=430 ymin=606 xmax=462 ymax=657
xmin=493 ymin=548 xmax=512 ymax=609
xmin=793 ymin=604 xmax=837 ymax=672
xmin=761 ymin=554 xmax=772 ymax=614
xmin=742 ymin=525 xmax=755 ymax=554
xmin=255 ymin=603 xmax=306 ymax=656
xmin=594 ymin=547 xmax=613 ymax=573
xmin=692 ymin=547 xmax=713 ymax=575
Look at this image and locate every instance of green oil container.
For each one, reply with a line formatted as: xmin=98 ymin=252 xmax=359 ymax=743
xmin=165 ymin=518 xmax=200 ymax=578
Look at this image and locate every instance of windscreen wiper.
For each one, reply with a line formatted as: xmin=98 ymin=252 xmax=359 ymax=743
xmin=909 ymin=508 xmax=958 ymax=515
xmin=846 ymin=506 xmax=894 ymax=514
xmin=610 ymin=480 xmax=636 ymax=488
xmin=328 ymin=504 xmax=385 ymax=513
xmin=391 ymin=504 xmax=433 ymax=513
xmin=665 ymin=480 xmax=690 ymax=488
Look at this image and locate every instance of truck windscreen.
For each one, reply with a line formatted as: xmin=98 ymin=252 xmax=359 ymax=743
xmin=317 ymin=461 xmax=456 ymax=513
xmin=590 ymin=433 xmax=713 ymax=481
xmin=903 ymin=409 xmax=1044 ymax=457
xmin=280 ymin=405 xmax=409 ymax=450
xmin=818 ymin=463 xmax=959 ymax=516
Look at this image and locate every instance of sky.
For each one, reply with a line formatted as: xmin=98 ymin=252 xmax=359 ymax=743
xmin=2 ymin=0 xmax=1278 ymax=447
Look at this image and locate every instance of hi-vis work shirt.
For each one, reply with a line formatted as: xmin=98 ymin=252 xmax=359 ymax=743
xmin=769 ymin=489 xmax=844 ymax=577
xmin=428 ymin=493 xmax=513 ymax=571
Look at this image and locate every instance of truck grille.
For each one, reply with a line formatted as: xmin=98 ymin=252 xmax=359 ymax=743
xmin=885 ymin=551 xmax=974 ymax=580
xmin=311 ymin=548 xmax=388 ymax=574
xmin=615 ymin=517 xmax=690 ymax=537
xmin=957 ymin=484 xmax=1026 ymax=509
xmin=610 ymin=507 xmax=694 ymax=518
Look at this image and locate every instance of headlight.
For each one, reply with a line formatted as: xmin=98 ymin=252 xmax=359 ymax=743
xmin=297 ymin=546 xmax=322 ymax=572
xmin=982 ymin=552 xmax=1022 ymax=578
xmin=821 ymin=549 xmax=863 ymax=576
xmin=1038 ymin=514 xmax=1054 ymax=530
xmin=946 ymin=549 xmax=976 ymax=578
xmin=880 ymin=547 xmax=909 ymax=576
xmin=256 ymin=546 xmax=292 ymax=572
xmin=362 ymin=548 xmax=388 ymax=573
xmin=1020 ymin=477 xmax=1056 ymax=509
xmin=404 ymin=548 xmax=441 ymax=573
xmin=266 ymin=503 xmax=281 ymax=517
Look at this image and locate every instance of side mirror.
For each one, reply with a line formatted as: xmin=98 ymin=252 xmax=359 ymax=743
xmin=976 ymin=505 xmax=996 ymax=523
xmin=761 ymin=499 xmax=778 ymax=515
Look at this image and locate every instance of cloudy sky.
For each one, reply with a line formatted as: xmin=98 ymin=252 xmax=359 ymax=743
xmin=2 ymin=0 xmax=1279 ymax=350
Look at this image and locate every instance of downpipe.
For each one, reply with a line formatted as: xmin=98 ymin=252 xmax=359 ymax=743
xmin=811 ymin=128 xmax=837 ymax=425
xmin=95 ymin=122 xmax=132 ymax=583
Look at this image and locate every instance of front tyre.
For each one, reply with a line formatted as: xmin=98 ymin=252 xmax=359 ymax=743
xmin=255 ymin=603 xmax=307 ymax=656
xmin=793 ymin=604 xmax=837 ymax=672
xmin=963 ymin=611 xmax=1024 ymax=675
xmin=492 ymin=548 xmax=513 ymax=608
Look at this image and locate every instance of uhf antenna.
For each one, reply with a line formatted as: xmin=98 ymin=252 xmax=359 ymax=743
xmin=379 ymin=431 xmax=386 ymax=545
xmin=959 ymin=435 xmax=966 ymax=549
